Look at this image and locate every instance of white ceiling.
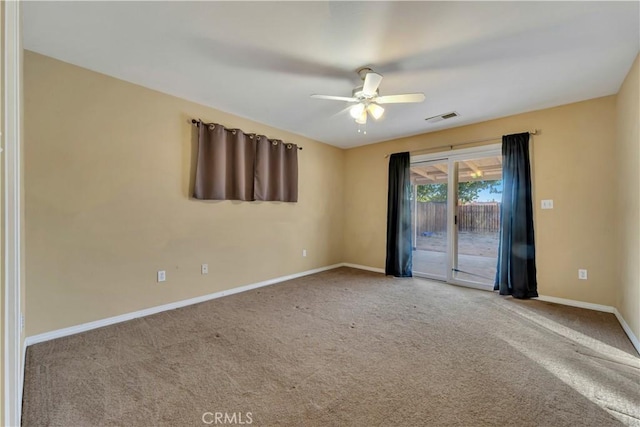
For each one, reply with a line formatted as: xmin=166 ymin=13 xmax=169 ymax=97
xmin=23 ymin=1 xmax=639 ymax=149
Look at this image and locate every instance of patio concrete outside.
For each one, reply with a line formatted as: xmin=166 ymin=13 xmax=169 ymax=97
xmin=413 ymin=232 xmax=498 ymax=285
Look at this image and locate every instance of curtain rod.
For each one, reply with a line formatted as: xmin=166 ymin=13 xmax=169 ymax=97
xmin=384 ymin=129 xmax=539 ymax=158
xmin=190 ymin=119 xmax=303 ymax=150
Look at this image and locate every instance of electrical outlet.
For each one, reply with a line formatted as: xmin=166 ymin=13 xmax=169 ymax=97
xmin=201 ymin=264 xmax=208 ymax=275
xmin=578 ymin=269 xmax=588 ymax=280
xmin=157 ymin=270 xmax=166 ymax=282
xmin=302 ymin=249 xmax=307 ymax=257
xmin=541 ymin=200 xmax=554 ymax=209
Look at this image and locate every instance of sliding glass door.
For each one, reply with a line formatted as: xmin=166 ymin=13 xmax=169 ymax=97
xmin=452 ymin=155 xmax=503 ymax=287
xmin=411 ymin=145 xmax=502 ymax=290
xmin=410 ymin=160 xmax=449 ymax=280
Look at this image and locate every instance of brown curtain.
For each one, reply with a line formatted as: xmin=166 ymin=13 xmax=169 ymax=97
xmin=193 ymin=122 xmax=298 ymax=202
xmin=254 ymin=137 xmax=298 ymax=202
xmin=194 ymin=124 xmax=256 ymax=201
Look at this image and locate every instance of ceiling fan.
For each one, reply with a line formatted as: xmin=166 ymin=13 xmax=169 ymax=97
xmin=311 ymin=68 xmax=425 ymax=124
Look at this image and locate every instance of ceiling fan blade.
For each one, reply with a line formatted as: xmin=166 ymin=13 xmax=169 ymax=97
xmin=311 ymin=94 xmax=358 ymax=102
xmin=376 ymin=93 xmax=425 ymax=104
xmin=194 ymin=37 xmax=352 ymax=81
xmin=362 ymin=72 xmax=383 ymax=96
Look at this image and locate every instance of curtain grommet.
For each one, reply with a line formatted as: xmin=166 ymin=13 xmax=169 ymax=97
xmin=286 ymin=143 xmax=293 ymax=149
xmin=232 ymin=130 xmax=237 ymax=135
xmin=209 ymin=125 xmax=215 ymax=130
xmin=272 ymin=141 xmax=278 ymax=146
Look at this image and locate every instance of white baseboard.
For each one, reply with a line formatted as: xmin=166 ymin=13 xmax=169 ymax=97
xmin=536 ymin=295 xmax=615 ymax=313
xmin=537 ymin=294 xmax=639 ymax=355
xmin=24 ymin=264 xmax=640 ymax=358
xmin=613 ymin=308 xmax=640 ymax=355
xmin=341 ymin=263 xmax=385 ymax=274
xmin=25 ymin=263 xmax=343 ymax=346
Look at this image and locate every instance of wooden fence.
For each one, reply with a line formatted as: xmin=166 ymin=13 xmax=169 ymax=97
xmin=413 ymin=202 xmax=500 ymax=234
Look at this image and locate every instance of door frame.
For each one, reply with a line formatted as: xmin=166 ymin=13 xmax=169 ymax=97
xmin=3 ymin=1 xmax=23 ymax=425
xmin=412 ymin=143 xmax=501 ymax=291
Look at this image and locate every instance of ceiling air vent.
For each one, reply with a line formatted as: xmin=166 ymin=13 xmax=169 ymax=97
xmin=425 ymin=111 xmax=459 ymax=124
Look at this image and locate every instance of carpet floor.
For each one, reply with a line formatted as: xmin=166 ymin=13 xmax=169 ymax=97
xmin=22 ymin=268 xmax=640 ymax=426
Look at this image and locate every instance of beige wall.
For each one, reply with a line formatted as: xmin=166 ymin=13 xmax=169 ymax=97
xmin=615 ymin=54 xmax=640 ymax=339
xmin=344 ymin=96 xmax=619 ymax=307
xmin=24 ymin=51 xmax=344 ymax=336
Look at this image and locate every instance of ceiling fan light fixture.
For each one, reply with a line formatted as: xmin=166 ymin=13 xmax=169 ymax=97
xmin=349 ymin=103 xmax=365 ymax=119
xmin=310 ymin=67 xmax=425 ymax=126
xmin=368 ymin=103 xmax=385 ymax=120
xmin=355 ymin=110 xmax=367 ymax=124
